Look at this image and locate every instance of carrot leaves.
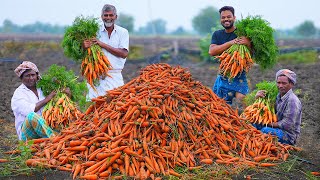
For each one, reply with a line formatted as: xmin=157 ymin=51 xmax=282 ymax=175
xmin=37 ymin=64 xmax=88 ymax=108
xmin=235 ymin=16 xmax=278 ymax=69
xmin=244 ymin=81 xmax=278 ymax=106
xmin=61 ymin=16 xmax=99 ymax=62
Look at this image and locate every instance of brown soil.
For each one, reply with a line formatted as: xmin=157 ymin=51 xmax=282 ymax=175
xmin=0 ymin=37 xmax=319 ymax=179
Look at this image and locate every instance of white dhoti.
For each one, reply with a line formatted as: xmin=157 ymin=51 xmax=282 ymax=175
xmin=86 ymin=70 xmax=124 ymax=100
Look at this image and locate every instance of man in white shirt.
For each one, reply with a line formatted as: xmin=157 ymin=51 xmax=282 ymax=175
xmin=83 ymin=4 xmax=129 ymax=99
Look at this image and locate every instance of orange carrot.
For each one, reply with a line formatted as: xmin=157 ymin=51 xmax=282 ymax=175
xmin=79 ymin=174 xmax=98 ymax=180
xmin=64 ymin=146 xmax=87 ymax=151
xmin=259 ymin=163 xmax=277 ymax=167
xmin=254 ymin=155 xmax=269 ymax=162
xmin=69 ymin=140 xmax=83 ymax=147
xmin=57 ymin=166 xmax=72 ymax=172
xmin=217 ymin=141 xmax=230 ymax=152
xmin=98 ymin=152 xmax=121 ymax=173
xmin=96 ymin=152 xmax=115 ymax=160
xmin=157 ymin=158 xmax=166 ymax=175
xmin=144 ymin=156 xmax=155 ymax=172
xmin=4 ymin=150 xmax=21 ymax=154
xmin=73 ymin=164 xmax=81 ymax=179
xmin=44 ymin=149 xmax=51 ymax=159
xmin=150 ymin=94 xmax=163 ymax=99
xmin=52 ymin=143 xmax=62 ymax=158
xmin=282 ymin=153 xmax=289 ymax=161
xmin=123 ymin=148 xmax=141 ymax=157
xmin=32 ymin=138 xmax=50 ymax=144
xmin=311 ymin=172 xmax=320 ymax=176
xmin=124 ymin=154 xmax=130 ymax=175
xmin=99 ymin=166 xmax=112 ymax=177
xmin=168 ymin=169 xmax=182 ymax=177
xmin=200 ymin=159 xmax=213 ymax=164
xmin=84 ymin=158 xmax=108 ymax=174
xmin=82 ymin=161 xmax=96 ymax=167
xmin=88 ymin=148 xmax=104 ymax=161
xmin=0 ymin=159 xmax=9 ymax=163
xmin=188 ymin=166 xmax=203 ymax=170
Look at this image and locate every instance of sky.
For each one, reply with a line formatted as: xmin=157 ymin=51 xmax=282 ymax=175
xmin=1 ymin=0 xmax=320 ymax=31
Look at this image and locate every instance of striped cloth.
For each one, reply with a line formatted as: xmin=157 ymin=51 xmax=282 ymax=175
xmin=20 ymin=112 xmax=55 ymax=141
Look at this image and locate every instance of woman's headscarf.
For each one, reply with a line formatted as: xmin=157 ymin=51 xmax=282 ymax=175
xmin=14 ymin=61 xmax=40 ymax=78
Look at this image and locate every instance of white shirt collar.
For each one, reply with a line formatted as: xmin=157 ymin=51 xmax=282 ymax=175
xmin=100 ymin=24 xmax=118 ymax=33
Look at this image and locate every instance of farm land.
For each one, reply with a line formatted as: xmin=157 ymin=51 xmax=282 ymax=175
xmin=0 ymin=34 xmax=319 ymax=179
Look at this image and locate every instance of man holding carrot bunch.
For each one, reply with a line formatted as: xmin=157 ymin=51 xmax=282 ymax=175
xmin=83 ymin=4 xmax=129 ymax=99
xmin=254 ymin=69 xmax=302 ymax=145
xmin=209 ymin=6 xmax=251 ymax=106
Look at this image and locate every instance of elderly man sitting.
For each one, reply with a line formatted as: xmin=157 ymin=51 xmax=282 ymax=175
xmin=254 ymin=69 xmax=302 ymax=145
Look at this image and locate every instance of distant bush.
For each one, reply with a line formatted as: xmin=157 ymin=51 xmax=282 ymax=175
xmin=0 ymin=41 xmax=61 ymax=58
xmin=277 ymin=50 xmax=319 ymax=64
xmin=127 ymin=45 xmax=144 ymax=60
xmin=0 ymin=19 xmax=66 ymax=34
xmin=198 ymin=33 xmax=215 ymax=62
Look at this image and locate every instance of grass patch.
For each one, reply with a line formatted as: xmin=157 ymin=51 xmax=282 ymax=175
xmin=0 ymin=119 xmax=19 ymax=152
xmin=0 ymin=41 xmax=61 ymax=58
xmin=306 ymin=172 xmax=320 ymax=180
xmin=0 ymin=141 xmax=40 ymax=177
xmin=278 ymin=50 xmax=319 ymax=64
xmin=0 ymin=134 xmax=18 ymax=149
xmin=165 ymin=163 xmax=249 ymax=180
xmin=127 ymin=45 xmax=144 ymax=60
xmin=277 ymin=156 xmax=300 ymax=172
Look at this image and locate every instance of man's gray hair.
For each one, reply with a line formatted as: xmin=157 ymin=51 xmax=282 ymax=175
xmin=101 ymin=4 xmax=117 ymax=15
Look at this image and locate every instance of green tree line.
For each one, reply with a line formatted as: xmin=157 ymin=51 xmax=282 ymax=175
xmin=0 ymin=19 xmax=66 ymax=34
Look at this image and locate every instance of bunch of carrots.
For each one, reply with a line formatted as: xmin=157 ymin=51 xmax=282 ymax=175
xmin=42 ymin=92 xmax=82 ymax=129
xmin=8 ymin=64 xmax=301 ymax=179
xmin=81 ymin=44 xmax=112 ymax=90
xmin=37 ymin=65 xmax=87 ymax=129
xmin=242 ymin=98 xmax=277 ymax=125
xmin=61 ymin=16 xmax=112 ymax=91
xmin=216 ymin=44 xmax=254 ymax=79
xmin=242 ymin=81 xmax=278 ymax=126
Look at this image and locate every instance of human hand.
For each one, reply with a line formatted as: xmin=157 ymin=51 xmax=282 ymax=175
xmin=63 ymin=87 xmax=72 ymax=98
xmin=83 ymin=39 xmax=92 ymax=49
xmin=230 ymin=39 xmax=237 ymax=45
xmin=235 ymin=36 xmax=251 ymax=46
xmin=47 ymin=90 xmax=57 ymax=101
xmin=255 ymin=90 xmax=267 ymax=99
xmin=91 ymin=38 xmax=103 ymax=47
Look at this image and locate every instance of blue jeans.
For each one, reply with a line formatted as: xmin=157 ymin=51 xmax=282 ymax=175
xmin=252 ymin=124 xmax=292 ymax=145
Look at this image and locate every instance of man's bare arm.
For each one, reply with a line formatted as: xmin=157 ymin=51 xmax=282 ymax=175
xmin=209 ymin=39 xmax=235 ymax=56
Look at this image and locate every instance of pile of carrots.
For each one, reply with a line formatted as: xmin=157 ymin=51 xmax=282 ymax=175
xmin=241 ymin=99 xmax=277 ymax=125
xmin=42 ymin=92 xmax=83 ymax=129
xmin=216 ymin=44 xmax=254 ymax=79
xmin=81 ymin=44 xmax=112 ymax=90
xmin=13 ymin=64 xmax=300 ymax=179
